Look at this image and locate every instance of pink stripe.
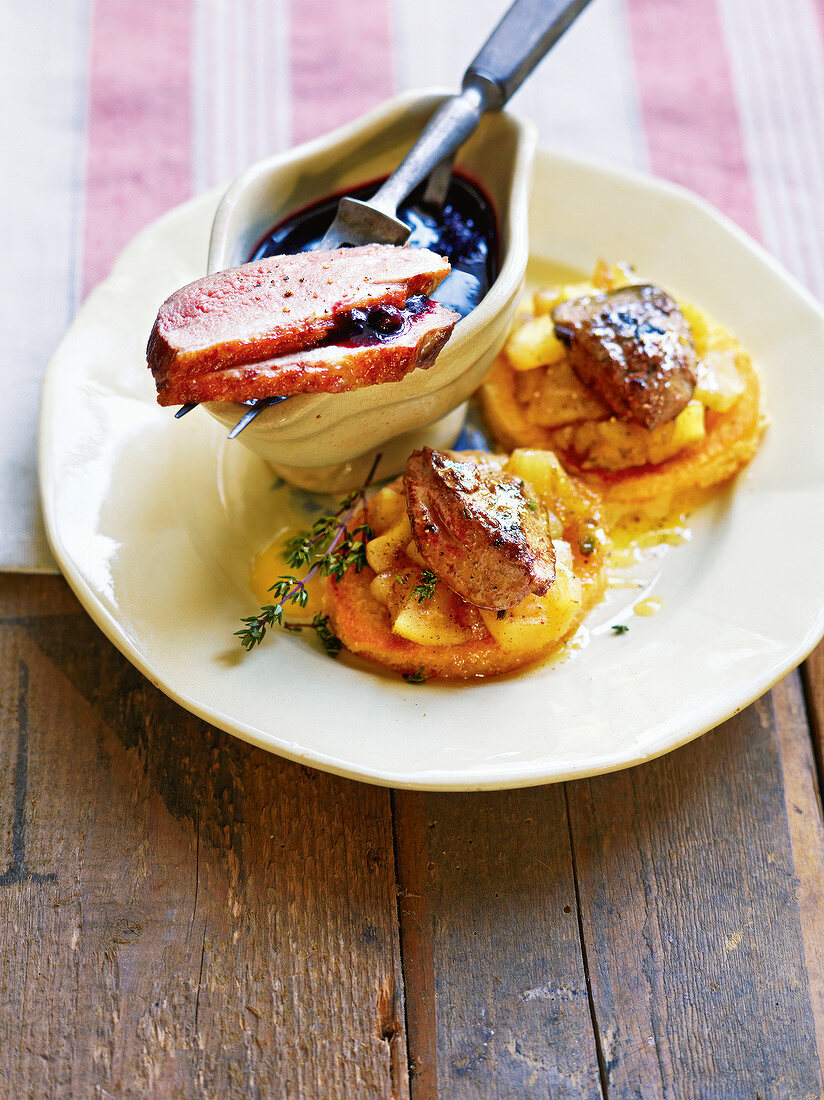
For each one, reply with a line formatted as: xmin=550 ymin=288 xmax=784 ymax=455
xmin=812 ymin=0 xmax=824 ymax=50
xmin=288 ymin=0 xmax=395 ymax=144
xmin=82 ymin=0 xmax=193 ymax=295
xmin=625 ymin=0 xmax=761 ymax=240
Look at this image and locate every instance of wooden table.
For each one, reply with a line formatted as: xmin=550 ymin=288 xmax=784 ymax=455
xmin=2 ymin=572 xmax=824 ymax=1098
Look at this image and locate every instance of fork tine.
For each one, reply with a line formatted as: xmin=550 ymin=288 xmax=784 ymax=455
xmin=422 ymin=154 xmax=455 ymax=208
xmin=318 ymin=197 xmax=411 ymax=250
xmin=228 ymin=395 xmax=288 ymax=439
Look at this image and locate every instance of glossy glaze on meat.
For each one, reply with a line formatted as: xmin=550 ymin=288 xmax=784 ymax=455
xmin=147 ymin=244 xmax=451 ymax=394
xmin=156 ymin=302 xmax=456 ymax=405
xmin=403 ymin=448 xmax=556 ymax=611
xmin=552 ymin=285 xmax=698 ymax=429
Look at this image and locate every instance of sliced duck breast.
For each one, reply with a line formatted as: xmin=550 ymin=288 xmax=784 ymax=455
xmin=157 ymin=301 xmax=457 ymax=405
xmin=148 ymin=244 xmax=452 ymax=390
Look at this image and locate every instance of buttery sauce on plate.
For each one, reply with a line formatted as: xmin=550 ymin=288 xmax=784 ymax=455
xmin=607 ymin=504 xmax=692 ymax=572
xmin=634 ymin=596 xmax=664 ymax=617
xmin=250 ymin=529 xmax=324 ymax=621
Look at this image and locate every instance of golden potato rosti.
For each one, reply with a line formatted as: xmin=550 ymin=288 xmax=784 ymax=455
xmin=324 ymin=450 xmax=609 ymax=680
xmin=479 ymin=264 xmax=765 ymax=509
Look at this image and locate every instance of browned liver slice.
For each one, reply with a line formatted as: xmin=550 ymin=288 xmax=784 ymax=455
xmin=403 ymin=447 xmax=555 ymax=611
xmin=552 ymin=285 xmax=698 ymax=429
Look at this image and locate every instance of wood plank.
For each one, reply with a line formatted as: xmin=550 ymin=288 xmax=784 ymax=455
xmin=393 ymin=791 xmax=438 ymax=1097
xmin=394 ymin=787 xmax=603 ymax=1099
xmin=0 ymin=593 xmax=409 ymax=1099
xmin=803 ymin=638 xmax=824 ymax=777
xmin=566 ymin=699 xmax=824 ymax=1099
xmin=0 ymin=573 xmax=78 ymax=619
xmin=773 ymin=670 xmax=824 ymax=1079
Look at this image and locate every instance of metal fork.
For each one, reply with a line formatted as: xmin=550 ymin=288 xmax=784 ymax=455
xmin=319 ymin=0 xmax=595 ymax=250
xmin=195 ymin=0 xmax=595 ymax=437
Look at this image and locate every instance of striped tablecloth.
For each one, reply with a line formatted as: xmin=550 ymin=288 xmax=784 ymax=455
xmin=4 ymin=0 xmax=823 ymax=572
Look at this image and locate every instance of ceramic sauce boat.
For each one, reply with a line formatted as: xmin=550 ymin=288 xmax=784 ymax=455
xmin=204 ymin=88 xmax=536 ymax=491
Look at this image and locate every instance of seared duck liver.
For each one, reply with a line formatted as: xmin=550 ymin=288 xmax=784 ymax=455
xmin=552 ymin=285 xmax=698 ymax=429
xmin=404 ymin=448 xmax=556 ymax=611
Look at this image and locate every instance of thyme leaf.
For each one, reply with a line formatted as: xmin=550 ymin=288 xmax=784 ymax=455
xmin=611 ymin=623 xmax=630 ymax=635
xmin=412 ymin=570 xmax=439 ymax=603
xmin=403 ymin=667 xmax=429 ymax=684
xmin=313 ymin=613 xmax=344 ymax=657
xmin=276 ymin=613 xmax=343 ymax=657
xmin=236 ymin=455 xmax=381 ymax=654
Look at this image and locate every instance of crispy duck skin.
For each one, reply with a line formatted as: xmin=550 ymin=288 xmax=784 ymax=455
xmin=552 ymin=285 xmax=698 ymax=430
xmin=156 ymin=302 xmax=458 ymax=405
xmin=147 ymin=244 xmax=451 ymax=390
xmin=404 ymin=448 xmax=556 ymax=611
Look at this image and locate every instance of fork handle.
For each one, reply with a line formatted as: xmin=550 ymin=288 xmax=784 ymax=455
xmin=368 ymin=87 xmax=487 ymax=215
xmin=467 ymin=0 xmax=595 ymax=109
xmin=371 ymin=0 xmax=593 ymax=215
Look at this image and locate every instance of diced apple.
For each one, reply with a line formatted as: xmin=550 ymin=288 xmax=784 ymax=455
xmin=504 ymin=449 xmax=594 ymax=523
xmin=392 ymin=585 xmax=473 ymax=646
xmin=370 ymin=573 xmax=395 ymax=604
xmin=648 ymin=400 xmax=705 ymax=462
xmin=533 ymin=282 xmax=597 ymax=315
xmin=680 ymin=302 xmax=710 ymax=348
xmin=366 ymin=512 xmax=412 ymax=573
xmin=479 ymin=552 xmax=582 ymax=652
xmin=694 ymin=350 xmax=746 ymax=412
xmin=592 ymin=260 xmax=636 ymax=291
xmin=506 ymin=448 xmax=574 ymax=500
xmin=368 ymin=486 xmax=405 ymax=531
xmin=505 ymin=314 xmax=567 ymax=371
xmin=404 ymin=540 xmax=428 ymax=568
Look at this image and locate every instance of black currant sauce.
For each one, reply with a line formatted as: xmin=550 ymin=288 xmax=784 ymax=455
xmin=251 ymin=174 xmax=499 ymax=328
xmin=325 ymin=294 xmax=433 ymax=349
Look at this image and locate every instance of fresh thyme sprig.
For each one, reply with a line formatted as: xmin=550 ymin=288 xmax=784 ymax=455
xmin=236 ymin=455 xmax=381 ymax=653
xmin=281 ymin=488 xmax=365 ymax=570
xmin=412 ymin=570 xmax=439 ymax=603
xmin=281 ymin=613 xmax=343 ymax=657
xmin=236 ymin=576 xmax=308 ymax=650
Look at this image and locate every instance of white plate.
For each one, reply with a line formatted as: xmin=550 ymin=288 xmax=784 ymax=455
xmin=39 ymin=151 xmax=824 ymax=791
